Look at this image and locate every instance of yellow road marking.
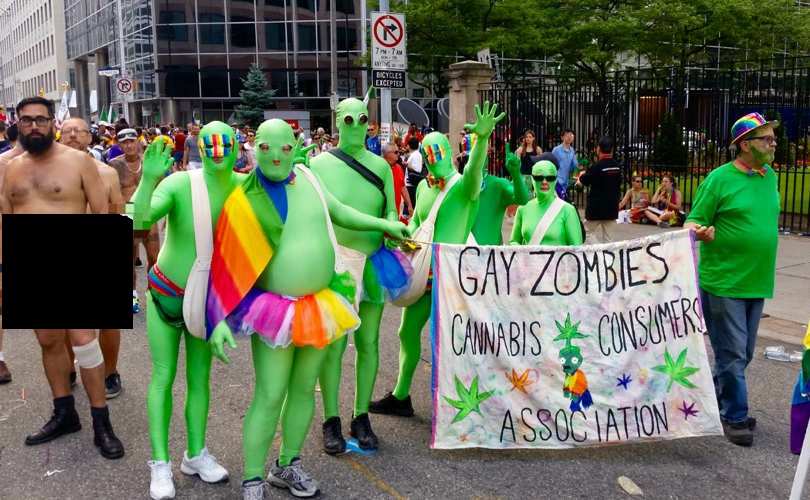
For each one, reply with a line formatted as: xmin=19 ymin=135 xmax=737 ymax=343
xmin=344 ymin=455 xmax=407 ymax=500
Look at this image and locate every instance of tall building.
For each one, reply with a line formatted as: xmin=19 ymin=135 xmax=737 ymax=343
xmin=0 ymin=0 xmax=69 ymax=117
xmin=66 ymin=0 xmax=366 ymax=128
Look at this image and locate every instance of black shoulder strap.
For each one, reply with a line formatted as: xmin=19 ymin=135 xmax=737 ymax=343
xmin=327 ymin=149 xmax=387 ymax=210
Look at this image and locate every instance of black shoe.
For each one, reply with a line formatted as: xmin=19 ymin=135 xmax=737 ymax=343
xmin=722 ymin=420 xmax=754 ymax=447
xmin=0 ymin=360 xmax=11 ymax=384
xmin=105 ymin=373 xmax=122 ymax=399
xmin=25 ymin=407 xmax=82 ymax=445
xmin=322 ymin=416 xmax=346 ymax=455
xmin=350 ymin=413 xmax=379 ymax=450
xmin=747 ymin=417 xmax=757 ymax=430
xmin=92 ymin=407 xmax=125 ymax=459
xmin=69 ymin=371 xmax=77 ymax=389
xmin=369 ymin=392 xmax=414 ymax=417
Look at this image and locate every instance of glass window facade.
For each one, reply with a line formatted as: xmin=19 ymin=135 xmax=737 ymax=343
xmin=66 ymin=0 xmax=366 ymax=121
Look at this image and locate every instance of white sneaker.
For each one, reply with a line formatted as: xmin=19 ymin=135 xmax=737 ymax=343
xmin=148 ymin=460 xmax=175 ymax=500
xmin=180 ymin=447 xmax=229 ymax=483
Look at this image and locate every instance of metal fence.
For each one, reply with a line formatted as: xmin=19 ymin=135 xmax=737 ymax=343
xmin=480 ymin=59 xmax=810 ymax=234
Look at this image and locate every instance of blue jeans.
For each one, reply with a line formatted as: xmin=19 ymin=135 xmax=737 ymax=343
xmin=700 ymin=289 xmax=764 ymax=424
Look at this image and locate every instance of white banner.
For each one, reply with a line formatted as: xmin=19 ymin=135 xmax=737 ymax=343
xmin=430 ymin=230 xmax=722 ymax=449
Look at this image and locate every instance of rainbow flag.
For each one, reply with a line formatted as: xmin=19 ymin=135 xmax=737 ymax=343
xmin=790 ymin=321 xmax=810 ymax=454
xmin=206 ymin=185 xmax=273 ymax=338
xmin=463 ymin=133 xmax=477 ymax=153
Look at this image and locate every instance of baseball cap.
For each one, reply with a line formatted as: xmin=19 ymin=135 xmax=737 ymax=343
xmin=117 ymin=128 xmax=138 ymax=141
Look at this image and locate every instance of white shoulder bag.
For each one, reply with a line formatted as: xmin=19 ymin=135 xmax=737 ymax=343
xmin=528 ymin=197 xmax=566 ymax=245
xmin=182 ymin=169 xmax=214 ymax=339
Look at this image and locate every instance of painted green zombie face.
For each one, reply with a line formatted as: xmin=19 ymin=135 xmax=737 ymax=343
xmin=531 ymin=160 xmax=557 ymax=199
xmin=420 ymin=132 xmax=454 ymax=178
xmin=743 ymin=124 xmax=776 ymax=166
xmin=199 ymin=121 xmax=237 ymax=172
xmin=560 ymin=345 xmax=583 ymax=375
xmin=255 ymin=119 xmax=297 ymax=182
xmin=335 ymin=98 xmax=369 ymax=149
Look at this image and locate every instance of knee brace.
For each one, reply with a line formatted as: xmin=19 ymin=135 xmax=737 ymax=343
xmin=73 ymin=338 xmax=104 ymax=369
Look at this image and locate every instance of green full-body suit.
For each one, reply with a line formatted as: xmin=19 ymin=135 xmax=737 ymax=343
xmin=389 ymin=102 xmax=505 ymax=401
xmin=207 ymin=119 xmax=408 ymax=481
xmin=471 ymin=146 xmax=530 ymax=245
xmin=509 ymin=160 xmax=584 ymax=246
xmin=132 ymin=121 xmax=245 ymax=463
xmin=310 ymin=98 xmax=399 ymax=439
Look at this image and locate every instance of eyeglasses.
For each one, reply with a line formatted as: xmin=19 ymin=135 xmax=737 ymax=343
xmin=62 ymin=128 xmax=90 ymax=136
xmin=532 ymin=175 xmax=557 ymax=182
xmin=18 ymin=116 xmax=52 ymax=127
xmin=745 ymin=135 xmax=777 ymax=145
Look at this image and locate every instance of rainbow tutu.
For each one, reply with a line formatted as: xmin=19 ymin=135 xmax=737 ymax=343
xmin=226 ymin=285 xmax=360 ymax=349
xmin=368 ymin=246 xmax=413 ymax=301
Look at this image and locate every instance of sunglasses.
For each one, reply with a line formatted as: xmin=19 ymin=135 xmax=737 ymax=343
xmin=532 ymin=175 xmax=557 ymax=182
xmin=117 ymin=132 xmax=138 ymax=141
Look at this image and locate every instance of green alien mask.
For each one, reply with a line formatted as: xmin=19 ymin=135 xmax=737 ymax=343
xmin=420 ymin=131 xmax=455 ymax=178
xmin=531 ymin=160 xmax=558 ymax=201
xmin=255 ymin=119 xmax=298 ymax=182
xmin=335 ymin=98 xmax=369 ymax=150
xmin=198 ymin=121 xmax=238 ymax=172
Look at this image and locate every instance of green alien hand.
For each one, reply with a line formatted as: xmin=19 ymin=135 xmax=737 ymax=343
xmin=210 ymin=322 xmax=237 ymax=364
xmin=292 ymin=135 xmax=318 ymax=168
xmin=143 ymin=139 xmax=174 ymax=181
xmin=504 ymin=143 xmax=521 ymax=175
xmin=383 ymin=220 xmax=411 ymax=241
xmin=464 ymin=101 xmax=506 ymax=139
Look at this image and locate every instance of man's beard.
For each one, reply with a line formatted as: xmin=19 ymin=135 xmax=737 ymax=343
xmin=20 ymin=130 xmax=55 ymax=154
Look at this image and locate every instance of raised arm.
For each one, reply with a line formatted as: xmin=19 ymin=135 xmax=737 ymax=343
xmin=502 ymin=144 xmax=530 ymax=206
xmin=133 ymin=140 xmax=175 ymax=230
xmin=461 ymin=101 xmax=506 ymax=200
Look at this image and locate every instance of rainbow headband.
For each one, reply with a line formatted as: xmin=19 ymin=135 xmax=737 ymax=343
xmin=199 ymin=133 xmax=234 ymax=158
xmin=423 ymin=143 xmax=447 ymax=164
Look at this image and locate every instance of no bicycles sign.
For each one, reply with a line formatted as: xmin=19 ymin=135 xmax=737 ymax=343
xmin=371 ymin=12 xmax=407 ymax=72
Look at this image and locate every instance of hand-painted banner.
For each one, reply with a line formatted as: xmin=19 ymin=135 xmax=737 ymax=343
xmin=430 ymin=229 xmax=722 ymax=449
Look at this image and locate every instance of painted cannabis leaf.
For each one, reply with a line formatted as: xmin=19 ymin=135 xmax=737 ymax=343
xmin=443 ymin=375 xmax=494 ymax=424
xmin=652 ymin=348 xmax=700 ymax=391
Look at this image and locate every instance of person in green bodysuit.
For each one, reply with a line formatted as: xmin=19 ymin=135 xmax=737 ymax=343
xmin=471 ymin=144 xmax=530 ymax=245
xmin=206 ymin=119 xmax=409 ymax=499
xmin=133 ymin=121 xmax=238 ymax=500
xmin=510 ymin=159 xmax=584 ymax=246
xmin=370 ymin=102 xmax=505 ymax=417
xmin=310 ymin=96 xmax=411 ymax=454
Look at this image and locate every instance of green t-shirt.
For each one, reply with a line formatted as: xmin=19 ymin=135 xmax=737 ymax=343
xmin=685 ymin=162 xmax=780 ymax=298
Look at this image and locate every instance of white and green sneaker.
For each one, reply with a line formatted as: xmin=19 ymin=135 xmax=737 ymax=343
xmin=268 ymin=457 xmax=319 ymax=498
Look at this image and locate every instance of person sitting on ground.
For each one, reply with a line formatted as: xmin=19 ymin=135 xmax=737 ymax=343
xmin=644 ymin=175 xmax=683 ymax=227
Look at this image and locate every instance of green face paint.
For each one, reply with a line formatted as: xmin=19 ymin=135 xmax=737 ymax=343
xmin=531 ymin=160 xmax=557 ymax=200
xmin=199 ymin=121 xmax=237 ymax=172
xmin=751 ymin=144 xmax=774 ymax=166
xmin=335 ymin=98 xmax=369 ymax=150
xmin=255 ymin=119 xmax=297 ymax=182
xmin=420 ymin=132 xmax=454 ymax=178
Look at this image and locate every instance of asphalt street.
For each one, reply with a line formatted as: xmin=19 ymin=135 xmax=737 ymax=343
xmin=1 ymin=224 xmax=808 ymax=499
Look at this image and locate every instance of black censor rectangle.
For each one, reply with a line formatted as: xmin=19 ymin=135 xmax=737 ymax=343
xmin=2 ymin=215 xmax=133 ymax=329
xmin=372 ymin=69 xmax=405 ymax=88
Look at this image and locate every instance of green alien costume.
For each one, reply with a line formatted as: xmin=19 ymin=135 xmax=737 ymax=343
xmin=370 ymin=102 xmax=506 ymax=414
xmin=133 ymin=121 xmax=242 ymax=495
xmin=206 ymin=119 xmax=408 ymax=485
xmin=509 ymin=160 xmax=584 ymax=246
xmin=309 ymin=97 xmax=405 ymax=452
xmin=471 ymin=145 xmax=530 ymax=245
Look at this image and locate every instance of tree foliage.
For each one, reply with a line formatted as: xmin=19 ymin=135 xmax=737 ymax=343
xmin=395 ymin=0 xmax=810 ymax=93
xmin=235 ymin=64 xmax=275 ymax=128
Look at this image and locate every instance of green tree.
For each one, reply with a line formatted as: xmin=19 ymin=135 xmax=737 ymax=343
xmin=650 ymin=113 xmax=688 ymax=170
xmin=235 ymin=64 xmax=275 ymax=128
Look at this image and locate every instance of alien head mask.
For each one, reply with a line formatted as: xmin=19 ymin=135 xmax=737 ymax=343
xmin=255 ymin=118 xmax=297 ymax=182
xmin=420 ymin=132 xmax=454 ymax=178
xmin=335 ymin=98 xmax=369 ymax=150
xmin=198 ymin=121 xmax=237 ymax=172
xmin=531 ymin=160 xmax=558 ymax=201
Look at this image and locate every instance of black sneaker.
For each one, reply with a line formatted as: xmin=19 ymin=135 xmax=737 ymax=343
xmin=369 ymin=392 xmax=414 ymax=417
xmin=746 ymin=417 xmax=757 ymax=430
xmin=350 ymin=413 xmax=379 ymax=450
xmin=105 ymin=373 xmax=122 ymax=399
xmin=321 ymin=417 xmax=346 ymax=455
xmin=69 ymin=371 xmax=77 ymax=389
xmin=722 ymin=420 xmax=754 ymax=447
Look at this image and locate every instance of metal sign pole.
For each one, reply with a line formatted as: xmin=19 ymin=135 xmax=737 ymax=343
xmin=116 ymin=0 xmax=130 ymax=124
xmin=378 ymin=0 xmax=392 ymax=146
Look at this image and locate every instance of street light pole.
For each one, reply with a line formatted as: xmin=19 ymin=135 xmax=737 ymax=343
xmin=330 ymin=0 xmax=338 ymax=132
xmin=116 ymin=0 xmax=130 ymax=123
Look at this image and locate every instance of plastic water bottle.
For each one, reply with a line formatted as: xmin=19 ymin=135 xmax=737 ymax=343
xmin=764 ymin=345 xmax=802 ymax=362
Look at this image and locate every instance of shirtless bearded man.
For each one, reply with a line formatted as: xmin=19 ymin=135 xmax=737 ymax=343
xmin=60 ymin=117 xmax=126 ymax=398
xmin=110 ymin=128 xmax=159 ymax=312
xmin=0 ymin=96 xmax=124 ymax=459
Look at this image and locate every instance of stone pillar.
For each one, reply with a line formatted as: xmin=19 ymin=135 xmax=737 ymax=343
xmin=94 ymin=49 xmax=110 ymax=120
xmin=161 ymin=99 xmax=178 ymax=125
xmin=73 ymin=59 xmax=89 ymax=120
xmin=444 ymin=61 xmax=495 ymax=157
